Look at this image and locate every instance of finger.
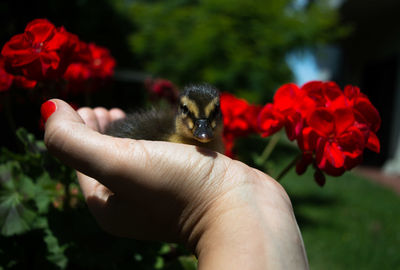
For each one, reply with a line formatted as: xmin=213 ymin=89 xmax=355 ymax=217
xmin=93 ymin=107 xmax=112 ymax=133
xmin=77 ymin=107 xmax=101 ymax=131
xmin=76 ymin=171 xmax=112 ymax=199
xmin=109 ymin=108 xmax=126 ymax=121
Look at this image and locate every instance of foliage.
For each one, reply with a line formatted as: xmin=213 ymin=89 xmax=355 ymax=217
xmin=0 ymin=128 xmax=197 ymax=269
xmin=124 ymin=0 xmax=346 ymax=101
xmin=282 ymin=167 xmax=400 ymax=270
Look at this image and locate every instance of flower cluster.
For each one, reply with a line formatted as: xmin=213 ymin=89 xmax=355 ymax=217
xmin=258 ymin=81 xmax=381 ymax=185
xmin=220 ymin=92 xmax=261 ymax=157
xmin=0 ymin=19 xmax=115 ymax=92
xmin=0 ymin=57 xmax=37 ymax=91
xmin=145 ymin=78 xmax=179 ymax=104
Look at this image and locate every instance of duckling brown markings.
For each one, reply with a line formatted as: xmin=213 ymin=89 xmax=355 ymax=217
xmin=166 ymin=83 xmax=224 ymax=153
xmin=183 ymin=85 xmax=219 ymax=118
xmin=180 ymin=96 xmax=200 ymax=118
xmin=204 ymin=97 xmax=220 ymax=129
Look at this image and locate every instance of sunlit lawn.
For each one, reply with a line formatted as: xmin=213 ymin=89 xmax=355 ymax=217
xmin=280 ymin=169 xmax=400 ymax=269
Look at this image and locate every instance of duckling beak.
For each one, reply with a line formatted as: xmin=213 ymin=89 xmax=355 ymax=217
xmin=193 ymin=119 xmax=213 ymax=143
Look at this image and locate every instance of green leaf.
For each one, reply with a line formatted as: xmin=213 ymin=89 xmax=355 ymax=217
xmin=0 ymin=162 xmax=18 ymax=188
xmin=0 ymin=162 xmax=38 ymax=236
xmin=178 ymin=255 xmax=198 ymax=270
xmin=18 ymin=175 xmax=36 ymax=198
xmin=44 ymin=228 xmax=68 ymax=269
xmin=159 ymin=243 xmax=173 ymax=254
xmin=16 ymin=128 xmax=40 ymax=155
xmin=34 ymin=172 xmax=57 ymax=214
xmin=154 ymin=256 xmax=164 ymax=269
xmin=0 ymin=193 xmax=37 ymax=236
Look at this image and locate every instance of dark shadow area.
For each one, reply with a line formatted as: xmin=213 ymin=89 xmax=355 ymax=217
xmin=338 ymin=0 xmax=400 ymax=166
xmin=358 ymin=56 xmax=397 ymax=166
xmin=289 ymin=193 xmax=339 ymax=229
xmin=46 ymin=206 xmax=165 ymax=270
xmin=195 ymin=146 xmax=218 ymax=158
xmin=0 ymin=230 xmax=54 ymax=270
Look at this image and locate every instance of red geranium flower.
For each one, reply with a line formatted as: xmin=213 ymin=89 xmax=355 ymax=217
xmin=220 ymin=92 xmax=260 ymax=157
xmin=63 ymin=62 xmax=91 ymax=82
xmin=221 ymin=92 xmax=260 ymax=137
xmin=0 ymin=56 xmax=37 ymax=91
xmin=258 ymin=81 xmax=380 ymax=185
xmin=1 ymin=19 xmax=78 ymax=80
xmin=63 ymin=42 xmax=116 ymax=93
xmin=13 ymin=75 xmax=37 ymax=89
xmin=64 ymin=43 xmax=115 ymax=81
xmin=258 ymin=83 xmax=316 ymax=140
xmin=145 ymin=78 xmax=179 ymax=104
xmin=86 ymin=43 xmax=115 ymax=79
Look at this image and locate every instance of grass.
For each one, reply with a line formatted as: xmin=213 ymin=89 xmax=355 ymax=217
xmin=280 ymin=168 xmax=400 ymax=269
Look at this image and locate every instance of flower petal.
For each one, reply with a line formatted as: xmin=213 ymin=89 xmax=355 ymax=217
xmin=258 ymin=104 xmax=284 ymax=137
xmin=323 ymin=81 xmax=343 ymax=103
xmin=39 ymin=52 xmax=60 ymax=75
xmin=353 ymin=98 xmax=381 ymax=132
xmin=314 ymin=169 xmax=326 ymax=186
xmin=13 ymin=75 xmax=37 ymax=89
xmin=333 ymin=108 xmax=355 ymax=135
xmin=25 ymin=19 xmax=56 ymax=44
xmin=308 ymin=108 xmax=334 ymax=137
xmin=273 ymin=83 xmax=301 ymax=112
xmin=325 ymin=141 xmax=345 ymax=168
xmin=296 ymin=153 xmax=313 ymax=175
xmin=297 ymin=126 xmax=319 ymax=152
xmin=366 ymin=132 xmax=380 ymax=153
xmin=1 ymin=34 xmax=38 ymax=67
xmin=284 ymin=112 xmax=302 ymax=140
xmin=337 ymin=126 xmax=365 ymax=159
xmin=302 ymin=81 xmax=325 ymax=105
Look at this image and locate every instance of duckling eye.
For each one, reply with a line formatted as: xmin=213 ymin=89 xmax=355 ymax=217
xmin=180 ymin=104 xmax=189 ymax=114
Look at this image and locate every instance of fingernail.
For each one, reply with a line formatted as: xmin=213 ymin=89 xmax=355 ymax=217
xmin=40 ymin=100 xmax=56 ymax=123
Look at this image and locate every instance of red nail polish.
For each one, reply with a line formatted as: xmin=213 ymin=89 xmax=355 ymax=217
xmin=40 ymin=100 xmax=56 ymax=123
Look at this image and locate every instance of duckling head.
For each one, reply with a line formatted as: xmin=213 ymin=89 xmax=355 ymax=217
xmin=175 ymin=84 xmax=222 ymax=143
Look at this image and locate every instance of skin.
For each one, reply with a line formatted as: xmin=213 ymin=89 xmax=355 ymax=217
xmin=43 ymin=99 xmax=309 ymax=270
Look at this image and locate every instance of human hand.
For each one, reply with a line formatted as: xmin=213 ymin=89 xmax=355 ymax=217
xmin=42 ymin=99 xmax=309 ymax=270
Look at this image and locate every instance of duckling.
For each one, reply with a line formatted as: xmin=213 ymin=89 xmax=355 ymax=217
xmin=105 ymin=83 xmax=224 ymax=153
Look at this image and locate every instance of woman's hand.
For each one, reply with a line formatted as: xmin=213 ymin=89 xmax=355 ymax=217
xmin=42 ymin=99 xmax=309 ymax=270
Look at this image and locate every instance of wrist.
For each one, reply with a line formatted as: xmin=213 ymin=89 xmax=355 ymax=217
xmin=187 ymin=172 xmax=309 ymax=270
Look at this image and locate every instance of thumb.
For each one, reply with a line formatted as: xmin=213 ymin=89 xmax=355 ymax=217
xmin=42 ymin=99 xmax=145 ymax=196
xmin=42 ymin=99 xmax=116 ymax=179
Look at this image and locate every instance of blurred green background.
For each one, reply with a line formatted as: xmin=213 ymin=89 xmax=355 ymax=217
xmin=0 ymin=0 xmax=399 ymax=269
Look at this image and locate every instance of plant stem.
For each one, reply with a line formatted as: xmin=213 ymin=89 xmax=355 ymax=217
xmin=276 ymin=154 xmax=302 ymax=182
xmin=256 ymin=132 xmax=281 ymax=166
